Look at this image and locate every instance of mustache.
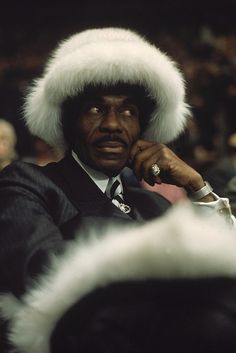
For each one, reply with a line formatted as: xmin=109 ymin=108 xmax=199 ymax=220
xmin=94 ymin=135 xmax=128 ymax=147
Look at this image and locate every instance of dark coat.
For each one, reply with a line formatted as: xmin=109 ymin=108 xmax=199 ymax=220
xmin=0 ymin=153 xmax=170 ymax=297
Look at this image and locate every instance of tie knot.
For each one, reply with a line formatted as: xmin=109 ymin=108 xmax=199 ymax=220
xmin=110 ymin=179 xmax=121 ymax=199
xmin=106 ymin=178 xmax=122 ymax=199
xmin=106 ymin=178 xmax=124 ymax=202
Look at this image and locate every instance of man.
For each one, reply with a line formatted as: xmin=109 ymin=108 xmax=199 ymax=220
xmin=204 ymin=132 xmax=236 ymax=196
xmin=0 ymin=119 xmax=17 ymax=171
xmin=0 ymin=28 xmax=235 ymax=353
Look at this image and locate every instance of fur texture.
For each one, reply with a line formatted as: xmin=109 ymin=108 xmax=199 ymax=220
xmin=1 ymin=203 xmax=236 ymax=353
xmin=23 ymin=28 xmax=190 ymax=152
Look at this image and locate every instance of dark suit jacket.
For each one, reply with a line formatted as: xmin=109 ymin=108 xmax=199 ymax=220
xmin=0 ymin=153 xmax=170 ymax=297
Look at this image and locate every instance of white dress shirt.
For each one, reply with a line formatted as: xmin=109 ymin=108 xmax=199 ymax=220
xmin=72 ymin=150 xmax=123 ymax=195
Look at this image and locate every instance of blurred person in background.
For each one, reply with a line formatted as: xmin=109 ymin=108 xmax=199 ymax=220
xmin=23 ymin=136 xmax=63 ymax=166
xmin=222 ymin=133 xmax=236 ymax=215
xmin=0 ymin=119 xmax=17 ymax=171
xmin=226 ymin=176 xmax=236 ymax=216
xmin=203 ymin=132 xmax=236 ymax=196
xmin=32 ymin=137 xmax=63 ymax=166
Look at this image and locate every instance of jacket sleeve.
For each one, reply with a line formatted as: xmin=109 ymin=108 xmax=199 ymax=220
xmin=0 ymin=162 xmax=72 ymax=297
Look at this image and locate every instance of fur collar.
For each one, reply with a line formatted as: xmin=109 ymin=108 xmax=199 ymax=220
xmin=1 ymin=203 xmax=236 ymax=353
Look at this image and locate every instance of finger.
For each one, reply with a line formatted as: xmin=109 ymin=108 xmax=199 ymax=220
xmin=142 ymin=154 xmax=162 ymax=185
xmin=155 ymin=176 xmax=162 ymax=184
xmin=132 ymin=149 xmax=157 ymax=181
xmin=132 ymin=143 xmax=163 ymax=181
xmin=129 ymin=140 xmax=156 ymax=164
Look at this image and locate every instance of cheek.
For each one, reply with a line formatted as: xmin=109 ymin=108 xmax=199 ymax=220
xmin=0 ymin=141 xmax=10 ymax=152
xmin=76 ymin=120 xmax=95 ymax=143
xmin=126 ymin=120 xmax=141 ymax=141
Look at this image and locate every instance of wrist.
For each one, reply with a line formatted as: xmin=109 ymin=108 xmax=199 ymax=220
xmin=185 ymin=174 xmax=205 ymax=193
xmin=187 ymin=181 xmax=214 ymax=202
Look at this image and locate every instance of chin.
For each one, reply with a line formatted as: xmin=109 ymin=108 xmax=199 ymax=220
xmin=96 ymin=159 xmax=126 ymax=176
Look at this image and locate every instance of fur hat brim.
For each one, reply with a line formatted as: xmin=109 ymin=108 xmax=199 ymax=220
xmin=23 ymin=28 xmax=190 ymax=152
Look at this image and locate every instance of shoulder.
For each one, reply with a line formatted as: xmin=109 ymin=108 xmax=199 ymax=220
xmin=0 ymin=160 xmax=55 ymax=188
xmin=0 ymin=159 xmax=77 ymax=224
xmin=0 ymin=160 xmax=64 ymax=204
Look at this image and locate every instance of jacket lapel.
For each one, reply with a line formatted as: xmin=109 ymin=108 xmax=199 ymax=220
xmin=48 ymin=154 xmax=132 ymax=221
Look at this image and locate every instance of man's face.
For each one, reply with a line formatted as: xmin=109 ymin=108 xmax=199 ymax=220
xmin=0 ymin=129 xmax=12 ymax=162
xmin=74 ymin=94 xmax=141 ymax=176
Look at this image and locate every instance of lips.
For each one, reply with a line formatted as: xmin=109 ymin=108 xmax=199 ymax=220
xmin=95 ymin=140 xmax=126 ymax=153
xmin=97 ymin=141 xmax=125 ymax=148
xmin=94 ymin=136 xmax=128 ymax=154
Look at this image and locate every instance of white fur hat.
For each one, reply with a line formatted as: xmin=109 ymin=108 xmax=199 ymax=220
xmin=24 ymin=27 xmax=190 ymax=152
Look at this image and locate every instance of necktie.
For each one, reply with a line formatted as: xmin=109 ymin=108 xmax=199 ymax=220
xmin=106 ymin=178 xmax=131 ymax=214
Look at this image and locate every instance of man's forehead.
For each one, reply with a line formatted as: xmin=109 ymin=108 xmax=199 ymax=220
xmin=81 ymin=93 xmax=139 ymax=105
xmin=78 ymin=84 xmax=146 ymax=106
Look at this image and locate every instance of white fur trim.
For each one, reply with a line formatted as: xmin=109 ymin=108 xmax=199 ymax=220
xmin=23 ymin=28 xmax=190 ymax=152
xmin=1 ymin=203 xmax=236 ymax=353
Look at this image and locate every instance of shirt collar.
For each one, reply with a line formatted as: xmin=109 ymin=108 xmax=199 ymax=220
xmin=72 ymin=150 xmax=123 ymax=194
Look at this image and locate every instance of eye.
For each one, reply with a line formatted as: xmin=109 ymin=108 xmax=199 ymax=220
xmin=85 ymin=105 xmax=104 ymax=117
xmin=88 ymin=106 xmax=103 ymax=114
xmin=120 ymin=106 xmax=139 ymax=118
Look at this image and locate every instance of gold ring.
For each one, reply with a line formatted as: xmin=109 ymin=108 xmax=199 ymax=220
xmin=151 ymin=163 xmax=161 ymax=177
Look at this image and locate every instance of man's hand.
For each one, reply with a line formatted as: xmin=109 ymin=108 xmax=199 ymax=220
xmin=129 ymin=140 xmax=215 ymax=202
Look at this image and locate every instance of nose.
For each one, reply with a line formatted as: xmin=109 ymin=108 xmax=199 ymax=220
xmin=99 ymin=109 xmax=123 ymax=133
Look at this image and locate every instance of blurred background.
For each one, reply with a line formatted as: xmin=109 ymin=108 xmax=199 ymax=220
xmin=0 ymin=0 xmax=236 ymax=176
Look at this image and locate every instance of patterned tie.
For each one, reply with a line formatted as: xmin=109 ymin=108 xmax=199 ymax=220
xmin=106 ymin=178 xmax=131 ymax=214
